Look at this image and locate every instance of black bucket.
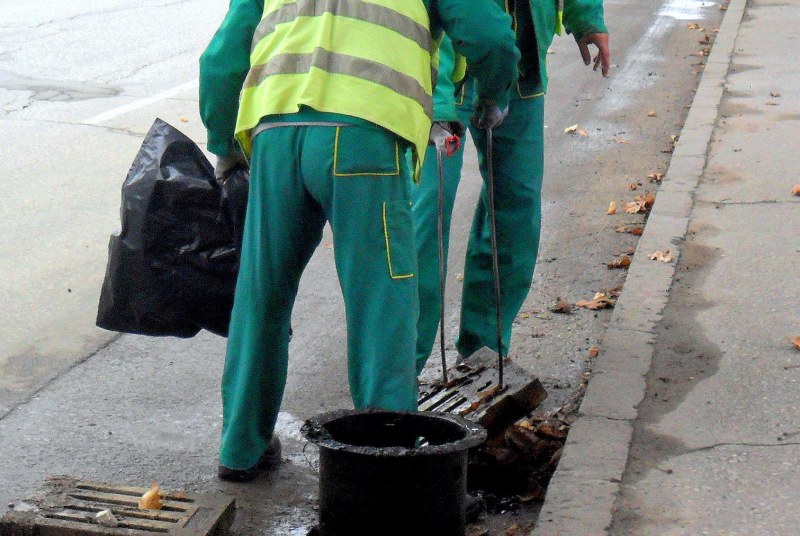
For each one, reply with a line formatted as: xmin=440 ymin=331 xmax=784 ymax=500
xmin=302 ymin=409 xmax=486 ymax=536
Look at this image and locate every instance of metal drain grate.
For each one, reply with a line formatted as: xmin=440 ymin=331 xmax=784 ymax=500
xmin=1 ymin=476 xmax=234 ymax=535
xmin=418 ymin=347 xmax=547 ymax=435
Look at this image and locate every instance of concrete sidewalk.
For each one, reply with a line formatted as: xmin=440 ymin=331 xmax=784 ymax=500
xmin=535 ymin=0 xmax=800 ymax=533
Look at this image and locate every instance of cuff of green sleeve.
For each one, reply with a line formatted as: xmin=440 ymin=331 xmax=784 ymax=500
xmin=571 ymin=25 xmax=608 ymax=41
xmin=207 ymin=134 xmax=236 ymax=157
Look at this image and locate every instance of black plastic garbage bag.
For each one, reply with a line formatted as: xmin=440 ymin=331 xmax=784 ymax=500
xmin=96 ymin=118 xmax=248 ymax=337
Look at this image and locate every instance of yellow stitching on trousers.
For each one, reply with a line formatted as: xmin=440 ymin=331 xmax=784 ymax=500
xmin=517 ymin=86 xmax=545 ymax=100
xmin=334 ymin=127 xmax=400 ymax=177
xmin=382 ymin=202 xmax=415 ymax=280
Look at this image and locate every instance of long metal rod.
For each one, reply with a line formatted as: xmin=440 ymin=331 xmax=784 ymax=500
xmin=486 ymin=127 xmax=504 ymax=389
xmin=436 ymin=148 xmax=448 ymax=385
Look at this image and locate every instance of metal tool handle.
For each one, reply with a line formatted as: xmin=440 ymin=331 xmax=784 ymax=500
xmin=436 ymin=147 xmax=449 ymax=385
xmin=486 ymin=127 xmax=504 ymax=389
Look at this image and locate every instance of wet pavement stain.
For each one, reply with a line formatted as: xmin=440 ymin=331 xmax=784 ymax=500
xmin=0 ymin=69 xmax=120 ymax=101
xmin=612 ymin=232 xmax=724 ymax=532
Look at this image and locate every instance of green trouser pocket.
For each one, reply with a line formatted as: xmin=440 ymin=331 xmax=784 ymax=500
xmin=333 ymin=126 xmax=401 ymax=177
xmin=382 ymin=200 xmax=416 ymax=280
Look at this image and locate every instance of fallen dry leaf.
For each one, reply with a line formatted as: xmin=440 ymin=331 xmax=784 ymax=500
xmin=605 ymin=285 xmax=624 ymax=297
xmin=687 ymin=23 xmax=701 ymax=30
xmin=790 ymin=337 xmax=800 ymax=351
xmin=629 ymin=182 xmax=639 ymax=191
xmin=648 ymin=250 xmax=674 ymax=263
xmin=551 ymin=298 xmax=573 ymax=314
xmin=647 ymin=111 xmax=657 ymax=117
xmin=518 ymin=419 xmax=535 ymax=431
xmin=564 ymin=124 xmax=579 ymax=133
xmin=614 ymin=226 xmax=644 ymax=235
xmin=636 ymin=192 xmax=657 ymax=208
xmin=648 ymin=172 xmax=664 ymax=183
xmin=576 ymin=292 xmax=615 ymax=310
xmin=792 ymin=184 xmax=800 ymax=196
xmin=607 ymin=255 xmax=632 ymax=269
xmin=700 ymin=34 xmax=712 ymax=44
xmin=535 ymin=422 xmax=568 ymax=440
xmin=624 ymin=201 xmax=645 ymax=214
xmin=138 ymin=482 xmax=163 ymax=510
xmin=477 ymin=384 xmax=501 ymax=400
xmin=607 ymin=201 xmax=617 ymax=215
xmin=588 ymin=346 xmax=600 ymax=359
xmin=505 ymin=523 xmax=533 ymax=536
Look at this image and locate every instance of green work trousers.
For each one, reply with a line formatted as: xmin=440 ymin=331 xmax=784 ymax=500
xmin=221 ymin=121 xmax=419 ymax=470
xmin=412 ymin=95 xmax=544 ymax=373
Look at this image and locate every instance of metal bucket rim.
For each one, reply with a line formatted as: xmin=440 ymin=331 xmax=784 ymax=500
xmin=301 ymin=409 xmax=486 ymax=457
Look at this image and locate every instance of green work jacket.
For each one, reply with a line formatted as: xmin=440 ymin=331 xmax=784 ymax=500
xmin=433 ymin=0 xmax=606 ymax=120
xmin=200 ymin=0 xmax=519 ymax=157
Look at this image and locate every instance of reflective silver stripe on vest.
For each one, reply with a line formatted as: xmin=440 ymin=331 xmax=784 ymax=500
xmin=252 ymin=0 xmax=431 ymax=53
xmin=244 ymin=48 xmax=433 ymax=117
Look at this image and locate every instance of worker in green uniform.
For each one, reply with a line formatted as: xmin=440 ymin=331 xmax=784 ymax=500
xmin=413 ymin=0 xmax=610 ymax=373
xmin=199 ymin=0 xmax=519 ymax=481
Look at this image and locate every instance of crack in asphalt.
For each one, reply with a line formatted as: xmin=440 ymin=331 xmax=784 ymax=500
xmin=0 ymin=333 xmax=122 ymax=425
xmin=95 ymin=45 xmax=197 ymax=85
xmin=688 ymin=441 xmax=800 ymax=453
xmin=698 ymin=198 xmax=787 ymax=206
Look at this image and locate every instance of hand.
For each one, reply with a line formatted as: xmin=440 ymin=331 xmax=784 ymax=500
xmin=214 ymin=151 xmax=247 ymax=182
xmin=577 ymin=32 xmax=611 ymax=77
xmin=429 ymin=121 xmax=465 ymax=152
xmin=471 ymin=102 xmax=509 ymax=130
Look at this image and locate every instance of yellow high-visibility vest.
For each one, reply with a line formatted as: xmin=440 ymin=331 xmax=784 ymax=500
xmin=235 ymin=0 xmax=436 ymax=178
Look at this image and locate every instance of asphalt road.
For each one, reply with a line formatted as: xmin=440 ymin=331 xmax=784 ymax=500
xmin=0 ymin=1 xmax=724 ymax=533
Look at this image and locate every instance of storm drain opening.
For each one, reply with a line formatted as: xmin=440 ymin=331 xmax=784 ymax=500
xmin=418 ymin=347 xmax=570 ymax=515
xmin=302 ymin=409 xmax=485 ymax=536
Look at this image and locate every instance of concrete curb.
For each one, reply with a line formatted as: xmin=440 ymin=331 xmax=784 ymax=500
xmin=531 ymin=1 xmax=749 ymax=534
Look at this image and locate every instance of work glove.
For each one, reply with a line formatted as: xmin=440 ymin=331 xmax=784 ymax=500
xmin=471 ymin=101 xmax=509 ymax=130
xmin=428 ymin=121 xmax=465 ymax=153
xmin=214 ymin=151 xmax=248 ymax=183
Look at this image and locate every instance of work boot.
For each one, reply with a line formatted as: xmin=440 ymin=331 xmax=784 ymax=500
xmin=217 ymin=436 xmax=282 ymax=482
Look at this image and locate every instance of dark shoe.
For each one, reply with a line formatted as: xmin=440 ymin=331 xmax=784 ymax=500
xmin=218 ymin=436 xmax=282 ymax=482
xmin=465 ymin=493 xmax=485 ymax=523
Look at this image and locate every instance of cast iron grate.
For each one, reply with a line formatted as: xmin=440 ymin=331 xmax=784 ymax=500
xmin=418 ymin=347 xmax=547 ymax=436
xmin=1 ymin=476 xmax=234 ymax=535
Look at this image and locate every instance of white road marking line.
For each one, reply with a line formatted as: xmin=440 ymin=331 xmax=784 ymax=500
xmin=83 ymin=79 xmax=198 ymax=125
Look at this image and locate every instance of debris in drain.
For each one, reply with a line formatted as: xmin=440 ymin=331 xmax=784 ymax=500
xmin=138 ymin=481 xmax=163 ymax=510
xmin=467 ymin=367 xmax=591 ymax=509
xmin=0 ymin=475 xmax=235 ymax=535
xmin=95 ymin=509 xmax=119 ymax=527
